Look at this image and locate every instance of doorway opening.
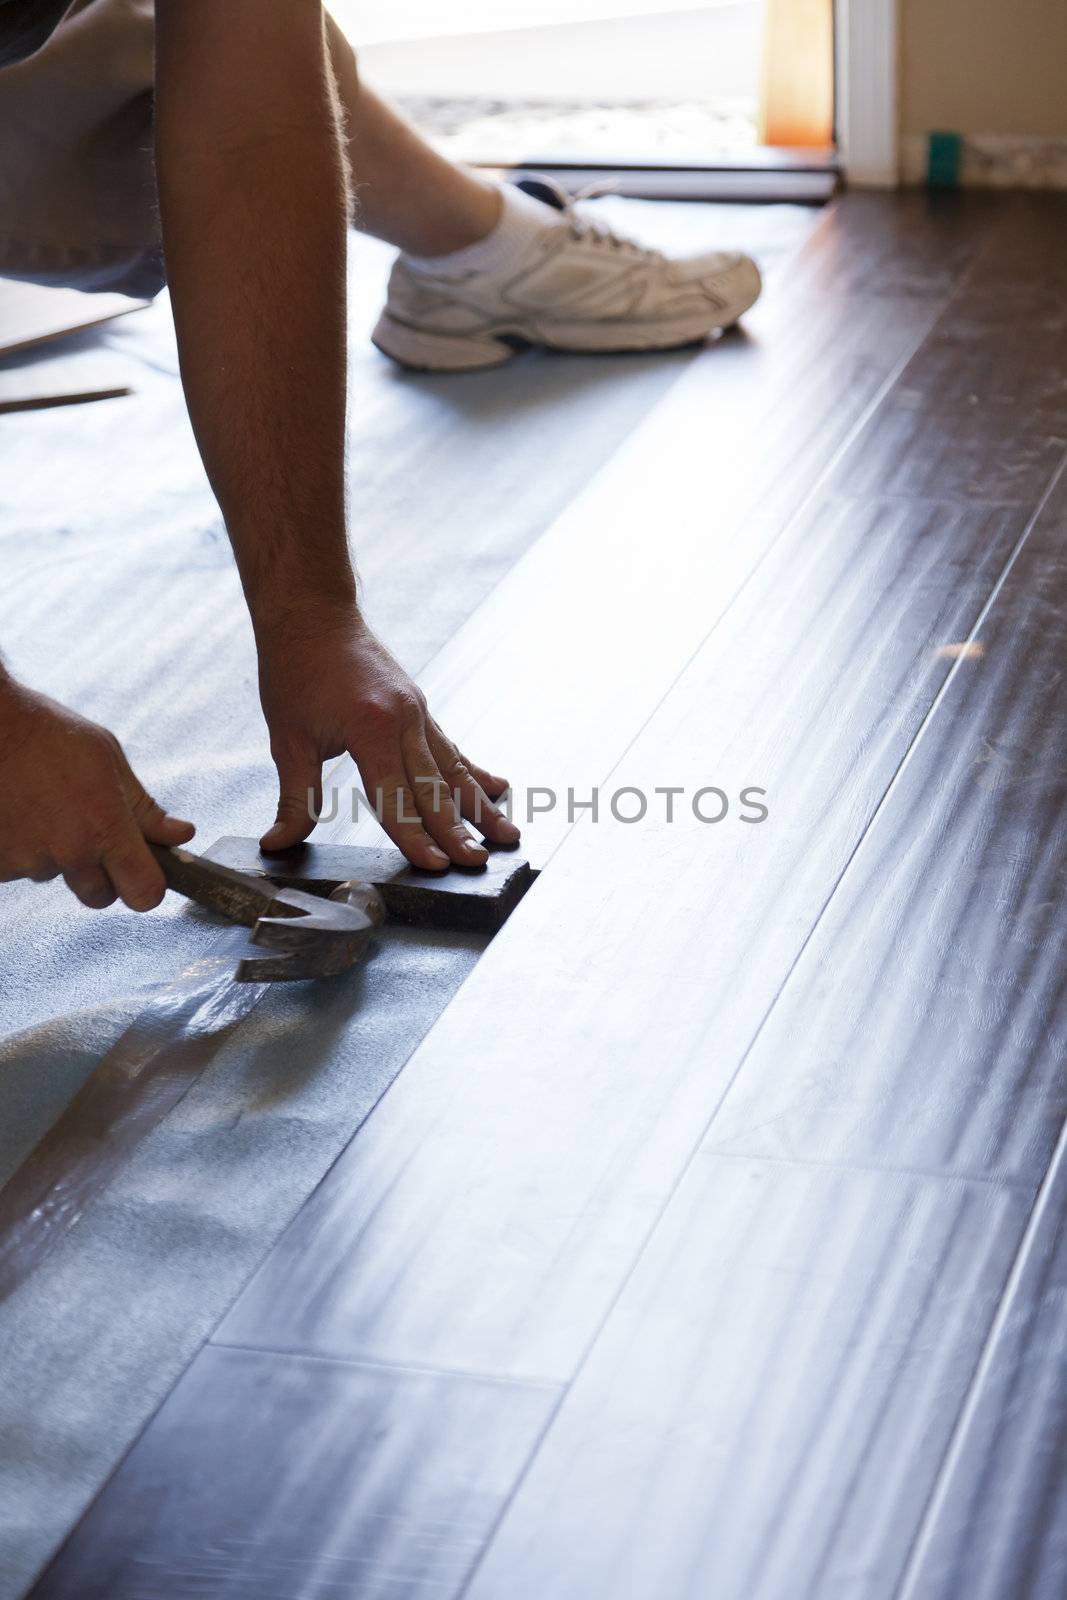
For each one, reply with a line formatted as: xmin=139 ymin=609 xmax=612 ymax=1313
xmin=329 ymin=1 xmax=837 ymax=201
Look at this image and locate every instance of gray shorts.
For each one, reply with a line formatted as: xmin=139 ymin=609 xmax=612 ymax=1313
xmin=0 ymin=0 xmax=165 ymax=297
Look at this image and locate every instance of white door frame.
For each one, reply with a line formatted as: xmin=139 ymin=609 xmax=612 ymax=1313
xmin=835 ymin=0 xmax=900 ymax=186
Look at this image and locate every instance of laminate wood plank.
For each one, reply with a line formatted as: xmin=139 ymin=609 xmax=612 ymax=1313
xmin=825 ymin=399 xmax=1065 ymax=504
xmin=780 ymin=189 xmax=998 ymax=301
xmin=464 ymin=1157 xmax=1031 ymax=1600
xmin=462 ymin=219 xmax=1067 ymax=1600
xmin=318 ymin=195 xmax=993 ymax=873
xmin=894 ymin=303 xmax=1067 ymax=419
xmin=20 ymin=191 xmax=1037 ymax=1597
xmin=215 ymin=196 xmax=1064 ymax=1386
xmin=219 ymin=492 xmax=1048 ymax=1386
xmin=899 ymin=1138 xmax=1067 ymax=1600
xmin=821 ymin=202 xmax=1067 ymax=501
xmin=31 ymin=1345 xmax=557 ymax=1600
xmin=706 ymin=466 xmax=1067 ymax=1184
xmin=875 ymin=193 xmax=1067 ymax=424
xmin=954 ymin=191 xmax=1067 ymax=291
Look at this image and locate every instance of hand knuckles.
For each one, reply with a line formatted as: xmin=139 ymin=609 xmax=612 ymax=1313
xmin=448 ymin=759 xmax=476 ymax=788
xmin=357 ymin=689 xmax=421 ymax=733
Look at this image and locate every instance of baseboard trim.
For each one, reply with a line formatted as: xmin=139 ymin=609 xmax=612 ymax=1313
xmin=901 ymin=133 xmax=1067 ymax=190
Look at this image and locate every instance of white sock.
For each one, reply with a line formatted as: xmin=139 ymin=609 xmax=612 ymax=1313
xmin=401 ymin=184 xmax=562 ymax=279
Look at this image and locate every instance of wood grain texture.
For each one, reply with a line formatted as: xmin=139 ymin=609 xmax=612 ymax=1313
xmin=707 ymin=469 xmax=1067 ymax=1186
xmin=31 ymin=192 xmax=1067 ymax=1600
xmin=460 ymin=204 xmax=1067 ymax=1600
xmin=216 ymin=196 xmax=1035 ymax=1385
xmin=304 ymin=192 xmax=990 ymax=872
xmin=464 ymin=1158 xmax=1030 ymax=1600
xmin=463 ymin=461 xmax=1067 ymax=1600
xmin=32 ymin=1345 xmax=556 ymax=1600
xmin=215 ymin=489 xmax=1031 ymax=1381
xmin=1 ymin=198 xmax=825 ymax=1598
xmin=899 ymin=1137 xmax=1067 ymax=1600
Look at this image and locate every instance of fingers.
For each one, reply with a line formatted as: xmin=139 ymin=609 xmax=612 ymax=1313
xmin=73 ymin=742 xmax=180 ymax=911
xmin=119 ymin=762 xmax=195 ymax=847
xmin=98 ymin=811 xmax=168 ymax=911
xmin=404 ymin=730 xmax=489 ymax=867
xmin=464 ymin=760 xmax=512 ymax=804
xmin=352 ymin=707 xmax=520 ymax=869
xmin=103 ymin=745 xmax=189 ymax=908
xmin=0 ymin=695 xmax=194 ymax=912
xmin=63 ymin=865 xmax=119 ymax=910
xmin=427 ymin=721 xmax=520 ymax=847
xmin=150 ymin=813 xmax=198 ymax=846
xmin=370 ymin=772 xmax=452 ymax=870
xmin=20 ymin=858 xmax=61 ymax=884
xmin=261 ymin=745 xmax=321 ymax=852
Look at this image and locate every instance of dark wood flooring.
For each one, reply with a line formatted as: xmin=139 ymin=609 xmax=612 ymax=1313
xmin=31 ymin=191 xmax=1067 ymax=1600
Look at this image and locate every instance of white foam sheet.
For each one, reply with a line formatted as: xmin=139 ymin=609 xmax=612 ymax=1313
xmin=0 ymin=204 xmax=819 ymax=1595
xmin=0 ymin=925 xmax=486 ymax=1598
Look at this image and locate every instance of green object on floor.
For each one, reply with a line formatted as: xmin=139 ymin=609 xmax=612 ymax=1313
xmin=927 ymin=131 xmax=962 ymax=188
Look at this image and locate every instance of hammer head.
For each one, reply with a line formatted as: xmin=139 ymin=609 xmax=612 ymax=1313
xmin=239 ymin=880 xmax=385 ymax=983
xmin=204 ymin=837 xmax=536 ymax=935
xmin=150 ymin=843 xmax=385 ymax=983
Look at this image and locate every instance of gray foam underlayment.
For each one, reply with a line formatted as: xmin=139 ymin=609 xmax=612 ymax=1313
xmin=0 ymin=202 xmax=819 ymax=1596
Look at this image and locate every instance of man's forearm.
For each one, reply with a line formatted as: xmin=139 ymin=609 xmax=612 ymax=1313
xmin=155 ymin=0 xmax=356 ymax=635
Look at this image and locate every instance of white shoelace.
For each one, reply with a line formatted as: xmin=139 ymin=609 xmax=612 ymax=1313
xmin=528 ymin=175 xmax=665 ymax=262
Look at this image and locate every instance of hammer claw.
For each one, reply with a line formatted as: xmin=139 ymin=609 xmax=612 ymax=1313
xmin=151 ymin=844 xmax=385 ymax=982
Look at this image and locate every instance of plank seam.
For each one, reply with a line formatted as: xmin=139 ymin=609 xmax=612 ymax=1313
xmin=207 ymin=1338 xmax=564 ymax=1393
xmin=530 ymin=309 xmax=951 ymax=880
xmin=212 ymin=214 xmax=958 ymax=1392
xmin=455 ymin=445 xmax=1067 ymax=1600
xmin=892 ymin=1105 xmax=1067 ymax=1599
xmin=455 ymin=218 xmax=1022 ymax=1600
xmin=697 ymin=1147 xmax=1034 ymax=1194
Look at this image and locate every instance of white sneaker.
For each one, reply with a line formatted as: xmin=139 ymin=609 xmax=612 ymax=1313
xmin=372 ymin=178 xmax=762 ymax=373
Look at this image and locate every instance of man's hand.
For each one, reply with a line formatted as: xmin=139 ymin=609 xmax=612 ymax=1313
xmin=0 ymin=678 xmax=194 ymax=909
xmin=257 ymin=610 xmax=520 ymax=870
xmin=155 ymin=4 xmax=519 ymax=870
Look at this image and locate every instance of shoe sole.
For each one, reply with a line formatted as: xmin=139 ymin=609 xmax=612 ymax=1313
xmin=372 ymin=269 xmax=763 ymax=373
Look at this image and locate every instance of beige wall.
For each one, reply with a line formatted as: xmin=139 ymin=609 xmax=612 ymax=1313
xmin=901 ymin=0 xmax=1067 ymax=140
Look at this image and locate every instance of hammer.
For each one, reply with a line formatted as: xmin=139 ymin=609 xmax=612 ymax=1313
xmin=150 ymin=837 xmax=534 ymax=982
